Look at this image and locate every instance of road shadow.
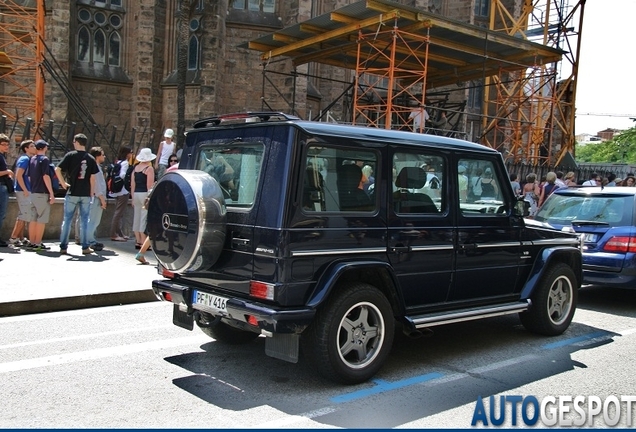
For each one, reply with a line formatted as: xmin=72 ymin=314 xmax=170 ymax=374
xmin=163 ymin=315 xmax=617 ymax=428
xmin=577 ymin=285 xmax=636 ymax=318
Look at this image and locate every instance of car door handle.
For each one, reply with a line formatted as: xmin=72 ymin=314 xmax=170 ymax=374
xmin=459 ymin=243 xmax=478 ymax=250
xmin=390 ymin=245 xmax=411 ymax=253
xmin=232 ymin=238 xmax=250 ymax=247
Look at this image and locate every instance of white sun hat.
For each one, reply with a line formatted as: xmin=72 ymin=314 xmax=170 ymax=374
xmin=136 ymin=147 xmax=157 ymax=162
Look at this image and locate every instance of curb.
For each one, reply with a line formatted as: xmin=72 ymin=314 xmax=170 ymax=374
xmin=0 ymin=290 xmax=158 ymax=317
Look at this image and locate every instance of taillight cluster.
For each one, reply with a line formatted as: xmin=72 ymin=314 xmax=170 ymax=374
xmin=249 ymin=281 xmax=274 ymax=300
xmin=602 ymin=236 xmax=636 ymax=253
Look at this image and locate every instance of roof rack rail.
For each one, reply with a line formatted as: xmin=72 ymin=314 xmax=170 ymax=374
xmin=193 ymin=112 xmax=301 ymax=129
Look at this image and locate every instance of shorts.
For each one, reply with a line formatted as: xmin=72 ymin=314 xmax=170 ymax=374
xmin=31 ymin=193 xmax=51 ymax=224
xmin=16 ymin=191 xmax=34 ymax=222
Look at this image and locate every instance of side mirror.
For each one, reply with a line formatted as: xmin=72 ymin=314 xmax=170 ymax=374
xmin=514 ymin=196 xmax=530 ymax=217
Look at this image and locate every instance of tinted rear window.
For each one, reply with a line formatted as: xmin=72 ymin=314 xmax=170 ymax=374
xmin=535 ymin=193 xmax=635 ymax=226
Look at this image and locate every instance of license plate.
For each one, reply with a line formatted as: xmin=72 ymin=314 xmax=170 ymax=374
xmin=582 ymin=233 xmax=598 ymax=242
xmin=193 ymin=290 xmax=228 ymax=313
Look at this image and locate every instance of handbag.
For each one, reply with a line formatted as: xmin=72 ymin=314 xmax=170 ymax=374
xmin=2 ymin=174 xmax=14 ymax=194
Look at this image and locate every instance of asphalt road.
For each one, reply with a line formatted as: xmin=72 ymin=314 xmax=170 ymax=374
xmin=1 ymin=286 xmax=635 ymax=428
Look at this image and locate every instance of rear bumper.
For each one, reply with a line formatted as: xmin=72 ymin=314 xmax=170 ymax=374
xmin=152 ymin=279 xmax=315 ymax=333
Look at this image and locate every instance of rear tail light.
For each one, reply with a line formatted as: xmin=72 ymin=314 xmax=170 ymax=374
xmin=602 ymin=236 xmax=636 ymax=253
xmin=249 ymin=281 xmax=274 ymax=300
xmin=163 ymin=292 xmax=173 ymax=302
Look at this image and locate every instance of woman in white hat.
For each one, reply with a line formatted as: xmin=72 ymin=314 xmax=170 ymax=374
xmin=131 ymin=148 xmax=156 ymax=249
xmin=155 ymin=128 xmax=175 ymax=179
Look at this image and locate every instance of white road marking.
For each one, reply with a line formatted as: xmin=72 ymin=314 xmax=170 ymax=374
xmin=0 ymin=335 xmax=208 ymax=374
xmin=0 ymin=325 xmax=174 ymax=350
xmin=251 ymin=406 xmax=338 ymax=428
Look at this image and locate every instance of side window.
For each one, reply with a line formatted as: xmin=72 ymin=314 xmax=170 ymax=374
xmin=392 ymin=152 xmax=444 ymax=214
xmin=460 ymin=159 xmax=507 ymax=216
xmin=196 ymin=144 xmax=264 ymax=207
xmin=302 ymin=146 xmax=377 ymax=213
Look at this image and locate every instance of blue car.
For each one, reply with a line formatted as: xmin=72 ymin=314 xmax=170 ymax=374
xmin=535 ymin=187 xmax=636 ymax=288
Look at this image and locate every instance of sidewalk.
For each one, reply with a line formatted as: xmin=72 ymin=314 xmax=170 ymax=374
xmin=0 ymin=238 xmax=159 ymax=317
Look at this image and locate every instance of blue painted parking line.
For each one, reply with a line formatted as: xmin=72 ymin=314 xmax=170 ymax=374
xmin=541 ymin=331 xmax=610 ymax=350
xmin=330 ymin=372 xmax=444 ymax=403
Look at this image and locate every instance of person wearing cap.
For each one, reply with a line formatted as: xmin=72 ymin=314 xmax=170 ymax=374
xmin=55 ymin=133 xmax=100 ymax=255
xmin=155 ymin=128 xmax=175 ymax=179
xmin=131 ymin=147 xmax=156 ymax=249
xmin=8 ymin=140 xmax=36 ymax=247
xmin=27 ymin=139 xmax=56 ymax=251
xmin=0 ymin=133 xmax=13 ymax=247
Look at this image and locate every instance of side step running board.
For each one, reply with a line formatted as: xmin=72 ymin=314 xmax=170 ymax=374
xmin=406 ymin=300 xmax=531 ymax=329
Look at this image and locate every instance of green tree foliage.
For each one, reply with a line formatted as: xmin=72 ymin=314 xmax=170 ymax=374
xmin=576 ymin=127 xmax=636 ymax=163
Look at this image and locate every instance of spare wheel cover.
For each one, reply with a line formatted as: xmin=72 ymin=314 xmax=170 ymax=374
xmin=147 ymin=170 xmax=226 ymax=272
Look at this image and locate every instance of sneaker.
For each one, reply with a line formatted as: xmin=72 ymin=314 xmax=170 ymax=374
xmin=8 ymin=238 xmax=22 ymax=246
xmin=0 ymin=239 xmax=7 ymax=247
xmin=82 ymin=247 xmax=94 ymax=255
xmin=91 ymin=242 xmax=104 ymax=251
xmin=60 ymin=248 xmax=68 ymax=255
xmin=33 ymin=243 xmax=51 ymax=252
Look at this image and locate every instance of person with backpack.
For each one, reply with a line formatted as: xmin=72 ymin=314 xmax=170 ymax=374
xmin=108 ymin=146 xmax=133 ymax=241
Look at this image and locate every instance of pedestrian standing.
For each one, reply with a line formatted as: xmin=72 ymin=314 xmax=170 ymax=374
xmin=86 ymin=146 xmax=107 ymax=251
xmin=0 ymin=133 xmax=13 ymax=247
xmin=27 ymin=140 xmax=56 ymax=251
xmin=55 ymin=133 xmax=99 ymax=255
xmin=131 ymin=147 xmax=156 ymax=249
xmin=109 ymin=146 xmax=133 ymax=241
xmin=8 ymin=140 xmax=36 ymax=246
xmin=155 ymin=128 xmax=175 ymax=179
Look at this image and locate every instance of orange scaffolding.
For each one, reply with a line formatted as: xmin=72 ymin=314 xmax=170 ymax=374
xmin=481 ymin=0 xmax=584 ymax=166
xmin=248 ymin=0 xmax=569 ymax=163
xmin=351 ymin=20 xmax=431 ymax=131
xmin=0 ymin=0 xmax=45 ymax=136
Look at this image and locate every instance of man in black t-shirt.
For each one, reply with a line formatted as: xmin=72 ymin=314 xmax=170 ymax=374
xmin=55 ymin=133 xmax=99 ymax=255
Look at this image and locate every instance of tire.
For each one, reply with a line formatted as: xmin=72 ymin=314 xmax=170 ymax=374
xmin=199 ymin=321 xmax=260 ymax=345
xmin=146 ymin=170 xmax=226 ymax=272
xmin=519 ymin=262 xmax=577 ymax=336
xmin=302 ymin=282 xmax=395 ymax=384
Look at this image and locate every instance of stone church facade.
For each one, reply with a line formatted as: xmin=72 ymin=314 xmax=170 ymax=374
xmin=42 ymin=0 xmax=500 ymax=149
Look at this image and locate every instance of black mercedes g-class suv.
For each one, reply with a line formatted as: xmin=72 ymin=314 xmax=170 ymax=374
xmin=149 ymin=112 xmax=582 ymax=384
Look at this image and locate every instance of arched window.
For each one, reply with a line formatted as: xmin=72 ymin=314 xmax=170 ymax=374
xmin=109 ymin=32 xmax=121 ymax=66
xmin=77 ymin=26 xmax=90 ymax=62
xmin=188 ymin=34 xmax=199 ymax=70
xmin=75 ymin=2 xmax=124 ymax=67
xmin=93 ymin=29 xmax=106 ymax=63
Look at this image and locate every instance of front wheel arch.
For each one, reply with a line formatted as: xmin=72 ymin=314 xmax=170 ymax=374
xmin=519 ymin=262 xmax=577 ymax=336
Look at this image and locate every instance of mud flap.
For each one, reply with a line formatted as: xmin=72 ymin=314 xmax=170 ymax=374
xmin=173 ymin=304 xmax=194 ymax=330
xmin=265 ymin=333 xmax=299 ymax=363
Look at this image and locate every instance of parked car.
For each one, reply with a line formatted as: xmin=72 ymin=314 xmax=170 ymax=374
xmin=148 ymin=112 xmax=582 ymax=384
xmin=535 ymin=186 xmax=636 ymax=289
